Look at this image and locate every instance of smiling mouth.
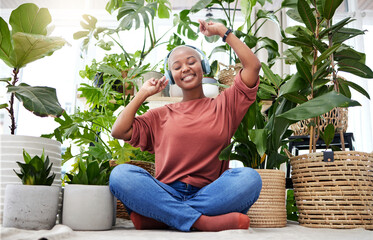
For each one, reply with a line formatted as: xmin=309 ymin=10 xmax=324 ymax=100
xmin=182 ymin=74 xmax=196 ymax=81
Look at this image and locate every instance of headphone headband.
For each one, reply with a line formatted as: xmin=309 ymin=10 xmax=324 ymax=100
xmin=163 ymin=45 xmax=211 ymax=85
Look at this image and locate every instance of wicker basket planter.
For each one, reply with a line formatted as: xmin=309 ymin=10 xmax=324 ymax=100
xmin=247 ymin=169 xmax=287 ymax=228
xmin=290 ymin=107 xmax=348 ymax=136
xmin=290 ymin=151 xmax=373 ymax=229
xmin=110 ymin=160 xmax=155 ymax=220
xmin=218 ymin=63 xmax=242 ymax=92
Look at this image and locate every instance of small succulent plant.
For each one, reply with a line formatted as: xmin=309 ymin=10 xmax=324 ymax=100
xmin=14 ymin=149 xmax=56 ymax=185
xmin=66 ymin=159 xmax=110 ymax=185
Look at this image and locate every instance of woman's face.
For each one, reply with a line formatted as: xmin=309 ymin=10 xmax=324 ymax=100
xmin=168 ymin=47 xmax=204 ymax=90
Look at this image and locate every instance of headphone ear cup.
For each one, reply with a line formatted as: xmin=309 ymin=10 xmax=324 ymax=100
xmin=165 ymin=70 xmax=174 ymax=84
xmin=201 ymin=60 xmax=211 ymax=75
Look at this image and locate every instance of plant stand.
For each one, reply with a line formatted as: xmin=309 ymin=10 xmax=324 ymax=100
xmin=290 ymin=151 xmax=373 ymax=229
xmin=247 ymin=169 xmax=287 ymax=228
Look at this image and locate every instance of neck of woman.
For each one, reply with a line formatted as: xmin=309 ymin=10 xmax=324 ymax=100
xmin=181 ymin=88 xmax=206 ymax=102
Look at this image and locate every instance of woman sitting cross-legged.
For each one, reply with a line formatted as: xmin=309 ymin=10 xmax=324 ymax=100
xmin=110 ymin=19 xmax=262 ymax=232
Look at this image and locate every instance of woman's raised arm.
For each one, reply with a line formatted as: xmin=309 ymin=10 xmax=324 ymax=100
xmin=198 ymin=20 xmax=261 ymax=88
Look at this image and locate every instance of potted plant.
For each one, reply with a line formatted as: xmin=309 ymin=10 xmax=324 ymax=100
xmin=0 ymin=3 xmax=67 ymax=220
xmin=62 ymin=159 xmax=114 ymax=230
xmin=3 ymin=150 xmax=60 ymax=230
xmin=278 ymin=0 xmax=373 ymax=229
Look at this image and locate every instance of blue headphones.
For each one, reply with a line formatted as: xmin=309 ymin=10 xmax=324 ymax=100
xmin=163 ymin=45 xmax=211 ymax=85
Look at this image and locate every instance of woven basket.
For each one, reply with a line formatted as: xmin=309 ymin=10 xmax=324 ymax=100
xmin=290 ymin=107 xmax=348 ymax=136
xmin=247 ymin=169 xmax=287 ymax=228
xmin=290 ymin=151 xmax=373 ymax=229
xmin=218 ymin=63 xmax=242 ymax=92
xmin=110 ymin=160 xmax=155 ymax=220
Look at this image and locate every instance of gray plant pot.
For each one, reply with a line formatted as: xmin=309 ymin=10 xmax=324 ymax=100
xmin=3 ymin=184 xmax=61 ymax=230
xmin=62 ymin=184 xmax=114 ymax=230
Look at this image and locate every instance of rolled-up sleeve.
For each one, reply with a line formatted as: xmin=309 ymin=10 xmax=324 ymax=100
xmin=126 ymin=111 xmax=155 ymax=153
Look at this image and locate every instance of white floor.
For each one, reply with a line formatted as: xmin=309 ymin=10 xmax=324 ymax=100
xmin=1 ymin=219 xmax=372 ymax=240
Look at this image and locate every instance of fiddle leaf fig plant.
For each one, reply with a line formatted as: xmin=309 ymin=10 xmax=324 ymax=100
xmin=14 ymin=149 xmax=56 ymax=186
xmin=0 ymin=3 xmax=67 ymax=134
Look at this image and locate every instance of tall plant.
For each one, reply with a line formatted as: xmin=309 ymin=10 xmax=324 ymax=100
xmin=278 ymin=0 xmax=372 ymax=152
xmin=0 ymin=3 xmax=67 ymax=134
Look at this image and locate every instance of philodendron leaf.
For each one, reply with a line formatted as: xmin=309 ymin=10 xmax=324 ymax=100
xmin=7 ymin=83 xmax=64 ymax=118
xmin=0 ymin=17 xmax=14 ymax=67
xmin=278 ymin=91 xmax=360 ymax=121
xmin=9 ymin=3 xmax=52 ymax=35
xmin=11 ymin=32 xmax=67 ymax=68
xmin=0 ymin=103 xmax=8 ymax=109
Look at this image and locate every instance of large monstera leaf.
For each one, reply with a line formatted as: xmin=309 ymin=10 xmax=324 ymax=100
xmin=12 ymin=32 xmax=66 ymax=68
xmin=7 ymin=83 xmax=64 ymax=118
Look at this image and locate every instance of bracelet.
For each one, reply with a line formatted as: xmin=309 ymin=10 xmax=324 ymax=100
xmin=222 ymin=28 xmax=232 ymax=42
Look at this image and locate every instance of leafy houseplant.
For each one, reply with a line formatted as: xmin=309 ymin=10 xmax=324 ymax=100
xmin=3 ymin=149 xmax=60 ymax=230
xmin=278 ymin=0 xmax=372 ymax=152
xmin=62 ymin=158 xmax=115 ymax=231
xmin=14 ymin=149 xmax=56 ymax=185
xmin=277 ymin=0 xmax=373 ymax=229
xmin=0 ymin=3 xmax=67 ymax=134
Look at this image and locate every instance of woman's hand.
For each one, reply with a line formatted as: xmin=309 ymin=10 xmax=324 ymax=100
xmin=198 ymin=19 xmax=227 ymax=38
xmin=138 ymin=76 xmax=168 ymax=98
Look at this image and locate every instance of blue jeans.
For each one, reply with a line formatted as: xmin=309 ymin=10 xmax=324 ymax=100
xmin=109 ymin=164 xmax=262 ymax=232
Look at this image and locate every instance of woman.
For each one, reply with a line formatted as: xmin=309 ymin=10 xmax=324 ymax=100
xmin=110 ymin=19 xmax=262 ymax=232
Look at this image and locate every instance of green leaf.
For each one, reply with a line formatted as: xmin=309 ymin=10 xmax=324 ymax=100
xmin=219 ymin=142 xmax=235 ymax=161
xmin=73 ymin=30 xmax=90 ymax=40
xmin=279 ymin=73 xmax=308 ymax=96
xmin=11 ymin=32 xmax=66 ymax=68
xmin=109 ymin=140 xmax=136 ymax=164
xmin=23 ymin=149 xmax=32 ymax=164
xmin=321 ymin=124 xmax=335 ymax=149
xmin=190 ymin=0 xmax=213 ymax=13
xmin=283 ymin=93 xmax=308 ymax=104
xmin=338 ymin=78 xmax=370 ymax=100
xmin=314 ymin=44 xmax=341 ymax=66
xmin=174 ymin=10 xmax=199 ymax=40
xmin=117 ymin=0 xmax=156 ymax=30
xmin=338 ymin=59 xmax=373 ymax=78
xmin=9 ymin=3 xmax=51 ymax=35
xmin=248 ymin=129 xmax=268 ymax=157
xmin=7 ymin=83 xmax=64 ymax=118
xmin=334 ymin=47 xmax=366 ymax=63
xmin=278 ymin=91 xmax=360 ymax=121
xmin=80 ymin=14 xmax=97 ymax=30
xmin=296 ymin=61 xmax=312 ymax=85
xmin=0 ymin=17 xmax=14 ymax=67
xmin=157 ymin=2 xmax=170 ymax=19
xmin=0 ymin=103 xmax=8 ymax=109
xmin=297 ymin=0 xmax=316 ymax=32
xmin=261 ymin=63 xmax=280 ymax=90
xmin=62 ymin=146 xmax=73 ymax=165
xmin=259 ymin=83 xmax=277 ymax=96
xmin=321 ymin=0 xmax=343 ymax=20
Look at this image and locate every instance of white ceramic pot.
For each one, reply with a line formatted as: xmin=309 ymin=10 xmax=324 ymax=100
xmin=0 ymin=135 xmax=62 ymax=223
xmin=3 ymin=184 xmax=61 ymax=230
xmin=169 ymin=77 xmax=219 ymax=98
xmin=62 ymin=184 xmax=114 ymax=230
